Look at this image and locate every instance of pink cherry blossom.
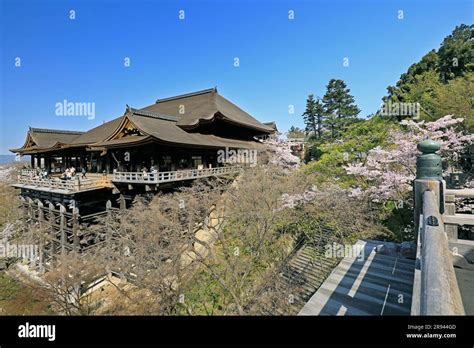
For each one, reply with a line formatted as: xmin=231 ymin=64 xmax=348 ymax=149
xmin=345 ymin=115 xmax=473 ymax=202
xmin=264 ymin=138 xmax=301 ymax=170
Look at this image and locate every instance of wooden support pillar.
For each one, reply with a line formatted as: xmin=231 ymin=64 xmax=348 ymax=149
xmin=97 ymin=153 xmax=102 ymax=172
xmin=106 ymin=153 xmax=111 ymax=174
xmin=36 ymin=200 xmax=45 ymax=273
xmin=106 ymin=200 xmax=113 ymax=217
xmin=26 ymin=197 xmax=34 ymax=227
xmin=25 ymin=197 xmax=35 ymax=269
xmin=106 ymin=200 xmax=112 ymax=242
xmin=19 ymin=196 xmax=27 ymax=234
xmin=72 ymin=207 xmax=80 ymax=250
xmin=30 ymin=155 xmax=35 ymax=168
xmin=119 ymin=194 xmax=126 ymax=210
xmin=74 ymin=176 xmax=81 ymax=191
xmin=58 ymin=203 xmax=66 ymax=256
xmin=47 ymin=202 xmax=56 ymax=266
xmin=44 ymin=156 xmax=51 ymax=173
xmin=88 ymin=152 xmax=94 ymax=172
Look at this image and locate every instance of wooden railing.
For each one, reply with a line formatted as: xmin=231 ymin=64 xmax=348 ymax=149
xmin=15 ymin=175 xmax=106 ymax=192
xmin=112 ymin=166 xmax=242 ymax=184
xmin=415 ymin=190 xmax=465 ymax=315
xmin=20 ymin=169 xmax=37 ymax=176
xmin=443 ymin=188 xmax=474 ymax=240
xmin=15 ymin=167 xmax=241 ymax=190
xmin=411 ymin=140 xmax=470 ymax=315
xmin=446 ymin=188 xmax=474 ymax=199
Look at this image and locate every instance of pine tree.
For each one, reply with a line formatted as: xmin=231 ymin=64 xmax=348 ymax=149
xmin=302 ymin=94 xmax=317 ymax=136
xmin=322 ymin=79 xmax=360 ymax=139
xmin=314 ymin=98 xmax=325 ymax=139
xmin=302 ymin=94 xmax=325 ymax=139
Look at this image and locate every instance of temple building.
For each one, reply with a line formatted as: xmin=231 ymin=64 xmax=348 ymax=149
xmin=10 ymin=88 xmax=275 ymax=260
xmin=12 ymin=88 xmax=273 ymax=176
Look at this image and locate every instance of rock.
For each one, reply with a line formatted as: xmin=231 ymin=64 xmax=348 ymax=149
xmin=376 ymin=242 xmax=398 ymax=256
xmin=400 ymin=241 xmax=417 ymax=259
xmin=180 ymin=251 xmax=195 ymax=269
xmin=0 ymin=259 xmax=6 ymax=270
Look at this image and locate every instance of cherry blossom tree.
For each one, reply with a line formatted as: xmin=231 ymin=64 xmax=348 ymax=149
xmin=345 ymin=115 xmax=473 ymax=202
xmin=264 ymin=139 xmax=301 ymax=170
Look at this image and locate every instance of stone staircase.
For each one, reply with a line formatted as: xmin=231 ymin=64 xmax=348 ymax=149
xmin=255 ymin=243 xmax=340 ymax=315
xmin=280 ymin=245 xmax=341 ymax=313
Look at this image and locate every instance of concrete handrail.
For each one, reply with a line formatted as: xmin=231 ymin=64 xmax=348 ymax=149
xmin=419 ymin=190 xmax=465 ymax=315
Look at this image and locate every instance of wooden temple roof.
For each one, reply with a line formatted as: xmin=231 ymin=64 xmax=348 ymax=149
xmin=10 ymin=128 xmax=85 ymax=154
xmin=142 ymin=88 xmax=274 ymax=133
xmin=68 ymin=117 xmax=124 ymax=146
xmin=90 ymin=108 xmax=264 ymax=150
xmin=10 ymin=89 xmax=272 ymax=154
xmin=263 ymin=121 xmax=278 ymax=132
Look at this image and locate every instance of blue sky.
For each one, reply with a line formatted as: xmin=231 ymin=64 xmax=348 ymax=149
xmin=0 ymin=0 xmax=472 ymax=154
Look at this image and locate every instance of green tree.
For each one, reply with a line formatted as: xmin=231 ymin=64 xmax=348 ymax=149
xmin=386 ymin=50 xmax=440 ymax=102
xmin=322 ymin=79 xmax=360 ymax=139
xmin=433 ymin=72 xmax=474 ymax=132
xmin=314 ymin=99 xmax=325 ymax=139
xmin=395 ymin=70 xmax=442 ymax=120
xmin=302 ymin=94 xmax=317 ymax=136
xmin=385 ymin=24 xmax=473 ymax=104
xmin=287 ymin=126 xmax=305 ymax=139
xmin=438 ymin=24 xmax=474 ymax=82
xmin=302 ymin=94 xmax=325 ymax=139
xmin=387 ymin=70 xmax=474 ymax=130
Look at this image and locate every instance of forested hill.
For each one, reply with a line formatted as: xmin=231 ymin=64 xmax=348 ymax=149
xmin=383 ymin=24 xmax=473 ymax=131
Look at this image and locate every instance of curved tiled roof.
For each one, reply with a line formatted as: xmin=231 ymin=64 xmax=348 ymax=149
xmin=11 ymin=89 xmax=271 ymax=154
xmin=141 ymin=88 xmax=274 ymax=133
xmin=263 ymin=121 xmax=278 ymax=132
xmin=10 ymin=128 xmax=84 ymax=153
xmin=90 ymin=108 xmax=263 ymax=150
xmin=28 ymin=128 xmax=84 ymax=148
xmin=68 ymin=117 xmax=124 ymax=146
